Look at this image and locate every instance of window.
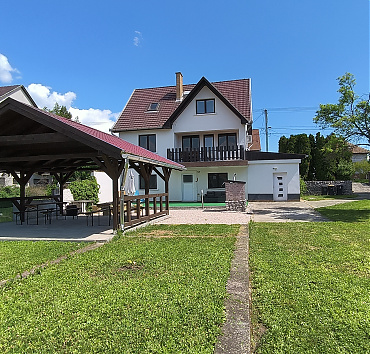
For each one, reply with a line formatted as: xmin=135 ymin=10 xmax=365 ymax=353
xmin=196 ymin=99 xmax=215 ymax=114
xmin=139 ymin=134 xmax=156 ymax=152
xmin=218 ymin=133 xmax=237 ymax=148
xmin=147 ymin=102 xmax=159 ymax=111
xmin=139 ymin=174 xmax=157 ymax=189
xmin=208 ymin=173 xmax=228 ymax=189
xmin=182 ymin=135 xmax=200 ymax=150
xmin=204 ymin=135 xmax=214 ymax=148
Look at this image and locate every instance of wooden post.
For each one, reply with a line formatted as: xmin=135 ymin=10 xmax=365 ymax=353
xmin=10 ymin=170 xmax=33 ymax=222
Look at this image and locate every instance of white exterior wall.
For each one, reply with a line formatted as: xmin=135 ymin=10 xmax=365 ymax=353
xmin=93 ymin=171 xmax=113 ymax=203
xmin=247 ymin=160 xmax=301 ymax=197
xmin=169 ymin=166 xmax=248 ymax=202
xmin=172 ymin=86 xmax=247 ymax=147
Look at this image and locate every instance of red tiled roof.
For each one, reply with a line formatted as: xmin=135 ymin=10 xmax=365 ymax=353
xmin=113 ymin=78 xmax=251 ymax=132
xmin=27 ymin=103 xmax=185 ymax=170
xmin=0 ymin=85 xmax=20 ymax=97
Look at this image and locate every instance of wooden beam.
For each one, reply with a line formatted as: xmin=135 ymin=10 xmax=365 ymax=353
xmin=0 ymin=133 xmax=72 ymax=145
xmin=0 ymin=152 xmax=97 ymax=163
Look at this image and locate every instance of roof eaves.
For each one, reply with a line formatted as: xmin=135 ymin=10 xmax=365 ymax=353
xmin=121 ymin=152 xmax=185 ymax=170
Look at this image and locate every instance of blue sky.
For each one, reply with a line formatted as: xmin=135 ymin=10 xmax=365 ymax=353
xmin=1 ymin=0 xmax=369 ymax=151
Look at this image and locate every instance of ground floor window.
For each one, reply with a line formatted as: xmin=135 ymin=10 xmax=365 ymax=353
xmin=208 ymin=173 xmax=228 ymax=189
xmin=139 ymin=174 xmax=157 ymax=189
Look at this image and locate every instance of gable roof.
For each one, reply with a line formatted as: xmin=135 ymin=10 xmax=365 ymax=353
xmin=0 ymin=98 xmax=184 ymax=173
xmin=348 ymin=143 xmax=370 ymax=154
xmin=0 ymin=85 xmax=37 ymax=107
xmin=112 ymin=77 xmax=251 ymax=132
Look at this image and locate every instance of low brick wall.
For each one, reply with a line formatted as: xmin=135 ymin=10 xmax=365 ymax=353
xmin=305 ymin=181 xmax=352 ymax=195
xmin=225 ymin=180 xmax=246 ymax=212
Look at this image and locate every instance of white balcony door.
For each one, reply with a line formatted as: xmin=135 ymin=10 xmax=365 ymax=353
xmin=182 ymin=174 xmax=195 ymax=201
xmin=273 ymin=173 xmax=287 ymax=201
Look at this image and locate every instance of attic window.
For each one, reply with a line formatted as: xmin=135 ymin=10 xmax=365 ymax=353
xmin=196 ymin=99 xmax=215 ymax=114
xmin=148 ymin=102 xmax=159 ymax=111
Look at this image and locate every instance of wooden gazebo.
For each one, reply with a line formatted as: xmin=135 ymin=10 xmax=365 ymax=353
xmin=0 ymin=98 xmax=184 ymax=230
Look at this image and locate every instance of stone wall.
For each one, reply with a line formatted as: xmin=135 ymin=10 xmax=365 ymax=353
xmin=304 ymin=180 xmax=352 ymax=195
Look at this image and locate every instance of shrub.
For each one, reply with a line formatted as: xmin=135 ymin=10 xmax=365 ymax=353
xmin=300 ymin=177 xmax=307 ymax=196
xmin=0 ymin=185 xmax=20 ymax=198
xmin=69 ymin=177 xmax=100 ymax=205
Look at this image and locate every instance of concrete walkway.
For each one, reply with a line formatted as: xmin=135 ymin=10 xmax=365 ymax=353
xmin=0 ymin=216 xmax=114 ymax=242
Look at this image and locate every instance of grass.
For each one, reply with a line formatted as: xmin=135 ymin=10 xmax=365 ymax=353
xmin=0 ymin=241 xmax=86 ymax=280
xmin=249 ymin=221 xmax=370 ymax=353
xmin=316 ymin=200 xmax=370 ymax=222
xmin=301 ymin=194 xmax=358 ymax=201
xmin=0 ymin=225 xmax=238 ymax=353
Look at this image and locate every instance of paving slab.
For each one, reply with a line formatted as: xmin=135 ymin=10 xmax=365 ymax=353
xmin=0 ymin=216 xmax=114 ymax=242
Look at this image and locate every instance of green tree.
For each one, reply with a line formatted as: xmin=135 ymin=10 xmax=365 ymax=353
xmin=279 ymin=133 xmax=353 ymax=181
xmin=314 ymin=73 xmax=370 ymax=146
xmin=353 ymin=160 xmax=370 ymax=180
xmin=44 ymin=103 xmax=72 ymax=119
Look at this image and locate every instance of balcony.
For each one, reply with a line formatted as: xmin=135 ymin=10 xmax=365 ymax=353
xmin=167 ymin=145 xmax=246 ymax=163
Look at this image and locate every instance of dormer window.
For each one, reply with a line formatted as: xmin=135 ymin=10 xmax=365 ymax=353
xmin=147 ymin=102 xmax=159 ymax=111
xmin=196 ymin=99 xmax=215 ymax=114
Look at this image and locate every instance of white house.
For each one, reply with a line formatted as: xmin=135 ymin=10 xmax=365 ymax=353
xmin=111 ymin=73 xmax=304 ymax=202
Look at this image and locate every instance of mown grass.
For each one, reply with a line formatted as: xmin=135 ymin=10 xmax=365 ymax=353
xmin=126 ymin=223 xmax=240 ymax=237
xmin=249 ymin=222 xmax=370 ymax=353
xmin=301 ymin=194 xmax=358 ymax=201
xmin=0 ymin=241 xmax=86 ymax=280
xmin=0 ymin=225 xmax=238 ymax=353
xmin=316 ymin=200 xmax=370 ymax=222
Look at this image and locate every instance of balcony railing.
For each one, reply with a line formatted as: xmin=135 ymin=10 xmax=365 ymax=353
xmin=167 ymin=145 xmax=246 ymax=163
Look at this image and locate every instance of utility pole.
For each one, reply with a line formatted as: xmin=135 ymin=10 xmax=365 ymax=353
xmin=264 ymin=109 xmax=269 ymax=152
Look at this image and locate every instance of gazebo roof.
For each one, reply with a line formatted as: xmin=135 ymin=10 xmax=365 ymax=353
xmin=0 ymin=98 xmax=185 ymax=174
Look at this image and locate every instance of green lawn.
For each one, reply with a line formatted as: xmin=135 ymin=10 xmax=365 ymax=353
xmin=316 ymin=200 xmax=370 ymax=222
xmin=301 ymin=194 xmax=358 ymax=201
xmin=0 ymin=225 xmax=238 ymax=353
xmin=0 ymin=241 xmax=86 ymax=280
xmin=249 ymin=221 xmax=370 ymax=353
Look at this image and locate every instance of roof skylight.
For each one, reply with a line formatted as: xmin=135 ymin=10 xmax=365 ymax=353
xmin=148 ymin=102 xmax=159 ymax=111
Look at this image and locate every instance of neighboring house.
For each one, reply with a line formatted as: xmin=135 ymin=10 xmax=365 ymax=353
xmin=348 ymin=143 xmax=370 ymax=163
xmin=0 ymin=85 xmax=47 ymax=187
xmin=0 ymin=85 xmax=37 ymax=106
xmin=112 ymin=73 xmax=303 ymax=202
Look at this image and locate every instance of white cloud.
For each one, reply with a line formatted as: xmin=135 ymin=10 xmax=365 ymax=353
xmin=27 ymin=83 xmax=76 ymax=109
xmin=0 ymin=53 xmax=20 ymax=83
xmin=26 ymin=83 xmax=118 ymax=133
xmin=133 ymin=31 xmax=143 ymax=47
xmin=69 ymin=107 xmax=118 ymax=133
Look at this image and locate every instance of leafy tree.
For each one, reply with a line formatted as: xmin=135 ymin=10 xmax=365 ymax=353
xmin=69 ymin=178 xmax=100 ymax=205
xmin=44 ymin=103 xmax=72 ymax=119
xmin=314 ymin=73 xmax=370 ymax=146
xmin=353 ymin=160 xmax=370 ymax=180
xmin=279 ymin=133 xmax=353 ymax=180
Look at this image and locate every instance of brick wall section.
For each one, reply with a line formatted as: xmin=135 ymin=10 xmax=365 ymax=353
xmin=305 ymin=181 xmax=352 ymax=195
xmin=225 ymin=181 xmax=246 ymax=212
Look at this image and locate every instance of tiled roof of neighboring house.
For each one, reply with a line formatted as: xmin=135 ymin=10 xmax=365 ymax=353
xmin=0 ymin=85 xmax=20 ymax=97
xmin=248 ymin=129 xmax=261 ymax=151
xmin=112 ymin=77 xmax=251 ymax=132
xmin=348 ymin=143 xmax=370 ymax=154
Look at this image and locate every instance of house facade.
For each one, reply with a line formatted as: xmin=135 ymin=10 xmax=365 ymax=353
xmin=112 ymin=73 xmax=303 ymax=202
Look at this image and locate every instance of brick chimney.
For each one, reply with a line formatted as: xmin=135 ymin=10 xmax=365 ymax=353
xmin=176 ymin=72 xmax=183 ymax=101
